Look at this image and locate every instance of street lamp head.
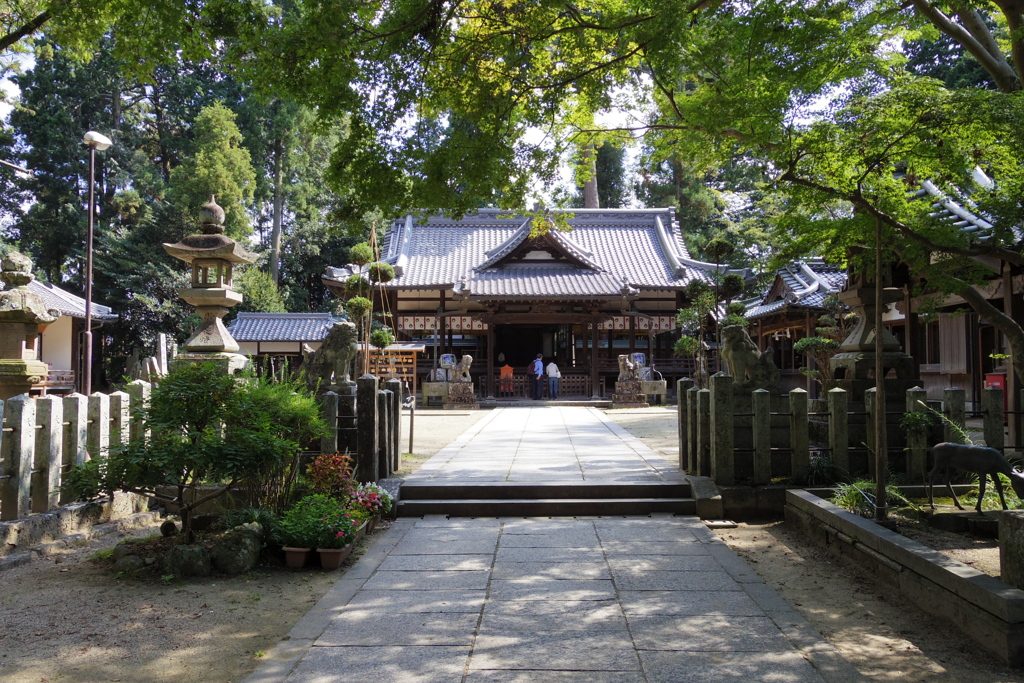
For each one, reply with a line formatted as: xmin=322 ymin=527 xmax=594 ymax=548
xmin=83 ymin=131 xmax=112 ymax=151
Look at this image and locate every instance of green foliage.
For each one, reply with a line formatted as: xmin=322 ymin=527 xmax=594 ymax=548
xmin=280 ymin=494 xmax=352 ymax=549
xmin=806 ymin=453 xmax=841 ymax=487
xmin=344 ymin=274 xmax=370 ymax=297
xmin=673 ymin=336 xmax=700 ymax=358
xmin=345 ymin=296 xmax=372 ymax=320
xmin=719 ymin=274 xmax=745 ymax=301
xmin=220 ymin=507 xmax=283 ymax=546
xmin=63 ymin=362 xmax=326 ymax=541
xmin=831 ymin=480 xmax=916 ymax=518
xmin=349 ymin=243 xmax=374 ymax=267
xmin=367 ymin=261 xmax=395 ymax=284
xmin=234 ymin=266 xmax=288 ymax=313
xmin=369 ymin=328 xmax=395 ymax=350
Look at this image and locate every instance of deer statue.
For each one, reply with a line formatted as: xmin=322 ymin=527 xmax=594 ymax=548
xmin=928 ymin=442 xmax=1024 ymax=513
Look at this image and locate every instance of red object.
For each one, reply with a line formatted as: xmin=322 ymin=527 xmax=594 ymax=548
xmin=984 ymin=373 xmax=1008 ymax=413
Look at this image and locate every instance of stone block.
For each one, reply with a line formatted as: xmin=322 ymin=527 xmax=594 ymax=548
xmin=1002 ymin=511 xmax=1024 ymax=590
xmin=164 ymin=543 xmax=212 ymax=577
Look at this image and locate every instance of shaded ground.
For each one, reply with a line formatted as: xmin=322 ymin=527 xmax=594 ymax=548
xmin=2 ymin=406 xmax=1022 ymax=682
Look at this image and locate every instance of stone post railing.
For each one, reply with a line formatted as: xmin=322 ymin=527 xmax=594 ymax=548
xmin=355 ymin=375 xmax=379 ymax=483
xmin=789 ymin=388 xmax=809 ymax=483
xmin=944 ymin=387 xmax=966 ymax=443
xmin=709 ymin=373 xmax=734 ymax=485
xmin=983 ymin=386 xmax=1005 ymax=451
xmin=752 ymin=389 xmax=770 ymax=486
xmin=0 ymin=384 xmax=152 ymax=522
xmin=677 ymin=378 xmax=693 ymax=472
xmin=828 ymin=388 xmax=848 ymax=476
xmin=905 ymin=386 xmax=928 ymax=482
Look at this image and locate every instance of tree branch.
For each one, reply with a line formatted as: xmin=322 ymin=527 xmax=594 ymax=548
xmin=912 ymin=0 xmax=1021 ymax=92
xmin=994 ymin=1 xmax=1024 ymax=89
xmin=0 ymin=10 xmax=52 ymax=53
xmin=778 ymin=166 xmax=1024 ymax=268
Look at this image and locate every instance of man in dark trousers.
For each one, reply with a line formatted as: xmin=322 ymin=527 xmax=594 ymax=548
xmin=530 ymin=353 xmax=544 ymax=400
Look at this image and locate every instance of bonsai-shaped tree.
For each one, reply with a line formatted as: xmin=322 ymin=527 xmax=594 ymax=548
xmin=342 ymin=241 xmax=396 ymax=376
xmin=674 ymin=274 xmax=748 ymax=388
xmin=63 ymin=362 xmax=326 ymax=542
xmin=793 ymin=294 xmax=856 ymax=386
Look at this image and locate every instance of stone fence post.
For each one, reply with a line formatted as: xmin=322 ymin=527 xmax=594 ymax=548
xmin=789 ymin=388 xmax=809 ymax=483
xmin=983 ymin=385 xmax=1005 ymax=450
xmin=356 ymin=375 xmax=379 ymax=483
xmin=828 ymin=388 xmax=848 ymax=476
xmin=109 ymin=390 xmax=130 ymax=448
xmin=752 ymin=389 xmax=770 ymax=486
xmin=905 ymin=386 xmax=928 ymax=482
xmin=320 ymin=391 xmax=339 ymax=454
xmin=709 ymin=372 xmax=734 ymax=485
xmin=87 ymin=392 xmax=110 ymax=460
xmin=696 ymin=388 xmax=710 ymax=477
xmin=1 ymin=395 xmax=32 ymax=521
xmin=377 ymin=389 xmax=391 ymax=479
xmin=676 ymin=378 xmax=693 ymax=471
xmin=33 ymin=395 xmax=62 ymax=513
xmin=126 ymin=380 xmax=151 ymax=445
xmin=60 ymin=393 xmax=88 ymax=505
xmin=386 ymin=378 xmax=403 ymax=472
xmin=943 ymin=387 xmax=966 ymax=443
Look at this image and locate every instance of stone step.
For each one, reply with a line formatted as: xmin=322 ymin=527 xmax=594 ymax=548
xmin=397 ymin=497 xmax=696 ymax=517
xmin=399 ymin=481 xmax=691 ymax=501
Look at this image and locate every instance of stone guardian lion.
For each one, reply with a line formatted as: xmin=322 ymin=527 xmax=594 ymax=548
xmin=302 ymin=320 xmax=358 ymax=393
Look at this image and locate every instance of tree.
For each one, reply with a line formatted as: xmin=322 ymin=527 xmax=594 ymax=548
xmin=571 ymin=142 xmax=628 ymax=208
xmin=63 ymin=362 xmax=326 ymax=543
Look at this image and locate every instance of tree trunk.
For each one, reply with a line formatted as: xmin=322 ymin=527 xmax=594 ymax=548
xmin=958 ymin=284 xmax=1024 ymax=386
xmin=270 ymin=138 xmax=285 ymax=283
xmin=582 ymin=144 xmax=599 ymax=208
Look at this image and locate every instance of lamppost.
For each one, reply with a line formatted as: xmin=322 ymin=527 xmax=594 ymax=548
xmin=82 ymin=131 xmax=111 ymax=396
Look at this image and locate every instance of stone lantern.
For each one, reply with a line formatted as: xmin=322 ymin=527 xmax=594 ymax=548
xmin=0 ymin=252 xmax=59 ymax=400
xmin=163 ymin=197 xmax=255 ymax=373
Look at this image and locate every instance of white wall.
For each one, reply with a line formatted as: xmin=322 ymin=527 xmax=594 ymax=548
xmin=40 ymin=316 xmax=73 ymax=371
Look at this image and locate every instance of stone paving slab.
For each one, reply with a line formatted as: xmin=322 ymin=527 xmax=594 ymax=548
xmin=245 ymin=408 xmax=860 ymax=683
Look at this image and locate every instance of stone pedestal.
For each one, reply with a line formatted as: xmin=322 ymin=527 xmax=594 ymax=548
xmin=612 ymin=380 xmax=649 ymax=409
xmin=171 ymin=351 xmax=250 ymax=376
xmin=0 ymin=253 xmax=58 ymax=400
xmin=445 ymin=381 xmax=478 ymax=409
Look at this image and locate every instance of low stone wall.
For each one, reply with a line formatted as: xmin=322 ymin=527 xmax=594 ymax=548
xmin=785 ymin=489 xmax=1024 ymax=666
xmin=0 ymin=491 xmax=148 ymax=557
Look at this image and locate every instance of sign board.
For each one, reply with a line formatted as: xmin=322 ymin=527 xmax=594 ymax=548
xmin=632 ymin=352 xmax=646 ymax=367
xmin=440 ymin=353 xmax=456 ymax=368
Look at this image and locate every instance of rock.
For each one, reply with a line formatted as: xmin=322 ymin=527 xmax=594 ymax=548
xmin=111 ymin=543 xmax=137 ymax=562
xmin=164 ymin=544 xmax=212 ymax=577
xmin=112 ymin=554 xmax=145 ymax=573
xmin=210 ymin=523 xmax=264 ymax=575
xmin=191 ymin=514 xmax=219 ymax=532
xmin=160 ymin=520 xmax=179 ymax=537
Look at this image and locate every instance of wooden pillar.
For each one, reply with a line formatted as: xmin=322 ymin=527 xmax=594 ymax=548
xmin=486 ymin=325 xmax=495 ymax=399
xmin=629 ymin=316 xmax=636 ymax=358
xmin=590 ymin=317 xmax=600 ymax=399
xmin=804 ymin=312 xmax=813 ymax=395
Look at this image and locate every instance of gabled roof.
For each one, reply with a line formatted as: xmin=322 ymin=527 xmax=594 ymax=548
xmin=746 ymin=260 xmax=845 ymax=321
xmin=228 ymin=312 xmax=336 ymax=342
xmin=26 ymin=280 xmax=117 ymax=320
xmin=325 ymin=208 xmax=735 ymax=300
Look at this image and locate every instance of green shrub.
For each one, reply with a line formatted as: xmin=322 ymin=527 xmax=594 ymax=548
xmin=280 ymin=494 xmax=349 ymax=549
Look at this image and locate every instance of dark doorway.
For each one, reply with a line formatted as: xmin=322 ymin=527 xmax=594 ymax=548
xmin=495 ymin=324 xmax=557 ymax=369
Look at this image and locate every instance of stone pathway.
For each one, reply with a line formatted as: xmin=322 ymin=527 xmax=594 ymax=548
xmin=245 ymin=408 xmax=859 ymax=682
xmin=407 ymin=407 xmax=685 ymax=483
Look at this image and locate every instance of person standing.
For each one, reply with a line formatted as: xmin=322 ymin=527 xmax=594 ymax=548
xmin=530 ymin=353 xmax=544 ymax=400
xmin=546 ymin=359 xmax=561 ymax=400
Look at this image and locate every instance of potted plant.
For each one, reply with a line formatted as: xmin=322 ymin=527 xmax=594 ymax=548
xmin=317 ymin=513 xmax=359 ymax=570
xmin=280 ymin=494 xmax=347 ymax=568
xmin=351 ymin=483 xmax=394 ymax=532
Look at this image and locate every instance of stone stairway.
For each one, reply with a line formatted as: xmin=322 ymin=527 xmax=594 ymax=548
xmin=396 ymin=480 xmax=696 ymax=517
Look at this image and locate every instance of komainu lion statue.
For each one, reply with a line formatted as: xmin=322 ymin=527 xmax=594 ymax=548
xmin=720 ymin=324 xmax=780 ymax=391
xmin=454 ymin=355 xmax=473 ymax=382
xmin=302 ymin=320 xmax=358 ymax=392
xmin=617 ymin=354 xmax=640 ymax=382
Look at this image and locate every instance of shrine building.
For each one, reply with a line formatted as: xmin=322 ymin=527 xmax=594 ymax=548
xmin=323 ymin=208 xmax=727 ymax=398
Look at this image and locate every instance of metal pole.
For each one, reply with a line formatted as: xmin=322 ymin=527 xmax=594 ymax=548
xmin=84 ymin=145 xmax=95 ymax=397
xmin=407 ymin=390 xmax=415 ymax=456
xmin=874 ymin=215 xmax=887 ymax=521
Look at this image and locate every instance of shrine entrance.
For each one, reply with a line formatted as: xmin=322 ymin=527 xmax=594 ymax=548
xmin=493 ymin=324 xmax=556 ymax=369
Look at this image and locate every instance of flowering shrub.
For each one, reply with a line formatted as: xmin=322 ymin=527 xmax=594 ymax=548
xmin=280 ymin=494 xmax=347 ymax=548
xmin=352 ymin=483 xmax=393 ymax=515
xmin=307 ymin=453 xmax=357 ymax=502
xmin=320 ymin=513 xmax=359 ymax=549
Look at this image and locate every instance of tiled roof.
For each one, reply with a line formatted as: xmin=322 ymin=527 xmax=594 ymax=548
xmin=912 ymin=168 xmax=1023 ymax=244
xmin=462 ymin=266 xmax=630 ymax=299
xmin=228 ymin=312 xmax=336 ymax=342
xmin=26 ymin=280 xmax=117 ymax=320
xmin=345 ymin=209 xmax=724 ymax=297
xmin=746 ymin=260 xmax=846 ymax=321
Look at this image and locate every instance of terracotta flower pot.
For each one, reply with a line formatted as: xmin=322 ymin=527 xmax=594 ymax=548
xmin=282 ymin=547 xmax=313 ymax=568
xmin=317 ymin=544 xmax=354 ymax=570
xmin=366 ymin=514 xmax=381 ymax=534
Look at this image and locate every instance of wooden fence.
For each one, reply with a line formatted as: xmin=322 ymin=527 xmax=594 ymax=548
xmin=678 ymin=375 xmax=1018 ymax=486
